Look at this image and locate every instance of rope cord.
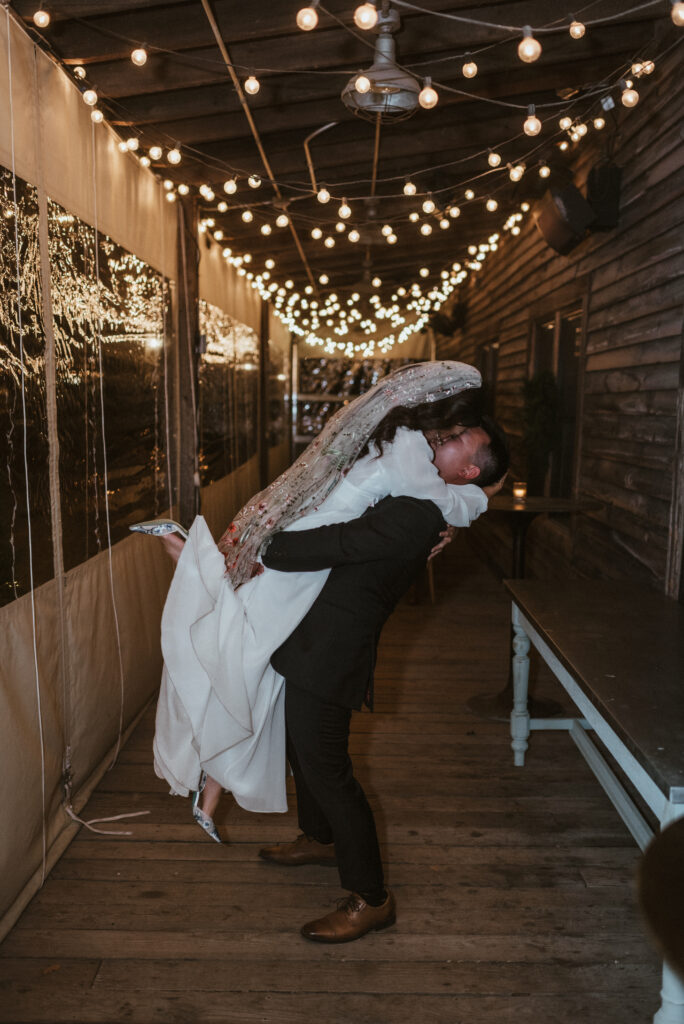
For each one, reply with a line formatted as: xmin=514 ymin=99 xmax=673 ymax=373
xmin=6 ymin=8 xmax=47 ymax=887
xmin=159 ymin=186 xmax=174 ymax=514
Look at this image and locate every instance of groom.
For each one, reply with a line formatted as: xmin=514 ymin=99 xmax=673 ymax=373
xmin=258 ymin=419 xmax=508 ymax=943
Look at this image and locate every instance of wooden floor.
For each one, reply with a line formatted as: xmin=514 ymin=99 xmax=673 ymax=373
xmin=0 ymin=541 xmax=661 ymax=1023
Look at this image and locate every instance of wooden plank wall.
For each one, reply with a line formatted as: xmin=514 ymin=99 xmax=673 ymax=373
xmin=438 ymin=49 xmax=684 ymax=592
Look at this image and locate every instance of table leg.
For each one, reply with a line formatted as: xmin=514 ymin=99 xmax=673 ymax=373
xmin=510 ymin=605 xmax=531 ymax=766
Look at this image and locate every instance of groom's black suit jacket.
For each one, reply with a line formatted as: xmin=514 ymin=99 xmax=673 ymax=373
xmin=263 ymin=495 xmax=445 ymax=711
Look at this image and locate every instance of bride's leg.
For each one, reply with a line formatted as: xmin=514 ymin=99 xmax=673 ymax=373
xmin=198 ymin=774 xmax=222 ymax=817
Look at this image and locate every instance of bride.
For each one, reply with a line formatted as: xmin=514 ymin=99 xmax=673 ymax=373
xmin=151 ymin=360 xmax=499 ymax=839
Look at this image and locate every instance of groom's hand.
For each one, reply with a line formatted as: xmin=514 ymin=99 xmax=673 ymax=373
xmin=482 ymin=473 xmax=507 ymax=499
xmin=428 ymin=525 xmax=456 ymax=561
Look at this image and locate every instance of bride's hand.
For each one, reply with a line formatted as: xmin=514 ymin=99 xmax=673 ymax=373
xmin=428 ymin=525 xmax=456 ymax=561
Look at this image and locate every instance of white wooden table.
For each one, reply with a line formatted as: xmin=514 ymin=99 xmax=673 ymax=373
xmin=504 ymin=579 xmax=684 ymax=1024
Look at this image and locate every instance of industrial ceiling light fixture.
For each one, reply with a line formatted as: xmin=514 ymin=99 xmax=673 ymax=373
xmin=341 ymin=5 xmax=420 ymax=123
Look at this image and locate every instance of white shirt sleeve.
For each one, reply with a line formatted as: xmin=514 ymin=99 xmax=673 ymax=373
xmin=375 ymin=427 xmax=488 ymax=528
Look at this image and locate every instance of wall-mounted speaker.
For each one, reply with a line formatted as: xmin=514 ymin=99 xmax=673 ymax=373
xmin=534 ymin=185 xmax=596 ymax=255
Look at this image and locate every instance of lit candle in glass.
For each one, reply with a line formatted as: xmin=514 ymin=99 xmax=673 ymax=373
xmin=512 ymin=481 xmax=527 ymax=500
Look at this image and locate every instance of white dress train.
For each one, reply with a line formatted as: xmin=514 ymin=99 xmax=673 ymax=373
xmin=153 ymin=428 xmax=488 ymax=813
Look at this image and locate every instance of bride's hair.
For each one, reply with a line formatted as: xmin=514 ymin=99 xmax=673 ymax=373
xmin=359 ymin=387 xmax=483 ymax=457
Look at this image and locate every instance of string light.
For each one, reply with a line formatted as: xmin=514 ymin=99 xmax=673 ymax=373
xmin=518 ymin=27 xmax=541 ymax=63
xmin=167 ymin=146 xmax=181 ymax=164
xmin=317 ymin=187 xmax=331 ymax=203
xmin=559 ymin=115 xmax=572 ymax=130
xmin=422 ymin=196 xmax=435 ymax=214
xmin=335 ymin=221 xmax=346 ymax=232
xmin=261 ymin=223 xmax=272 ymax=235
xmin=487 ymin=150 xmax=501 ymax=168
xmin=324 ymin=236 xmax=335 ymax=248
xmin=244 ymin=75 xmax=260 ymax=95
xmin=223 ymin=178 xmax=237 ymax=194
xmin=486 ymin=198 xmax=498 ymax=212
xmin=439 ymin=218 xmax=449 ymax=229
xmin=353 ymin=3 xmax=378 ymax=30
xmin=523 ymin=104 xmax=542 ymax=136
xmin=449 ymin=205 xmax=460 ymax=218
xmin=576 ymin=122 xmax=587 ymax=137
xmin=73 ymin=66 xmax=86 ymax=80
xmin=242 ymin=210 xmax=253 ymax=222
xmin=149 ymin=145 xmax=163 ymax=161
xmin=381 ymin=224 xmax=393 ymax=236
xmin=265 ymin=258 xmax=275 ymax=269
xmin=163 ymin=178 xmax=174 ymax=190
xmin=462 ymin=60 xmax=478 ymax=78
xmin=33 ymin=10 xmax=50 ymax=28
xmin=569 ymin=18 xmax=586 ymax=39
xmin=296 ymin=4 xmax=319 ymax=30
xmin=419 ymin=78 xmax=439 ymax=109
xmin=82 ymin=89 xmax=98 ymax=106
xmin=419 ymin=267 xmax=430 ymax=278
xmin=508 ymin=162 xmax=525 ymax=181
xmin=248 ymin=174 xmax=261 ymax=188
xmin=126 ymin=137 xmax=139 ymax=151
xmin=178 ymin=183 xmax=189 ymax=195
xmin=139 ymin=154 xmax=150 ymax=167
xmin=464 ymin=189 xmax=475 ymax=200
xmin=165 ymin=191 xmax=176 ymax=203
xmin=420 ymin=223 xmax=432 ymax=235
xmin=338 ymin=200 xmax=351 ymax=219
xmin=593 ymin=116 xmax=605 ymax=130
xmin=90 ymin=109 xmax=103 ymax=123
xmin=319 ymin=273 xmax=329 ymax=284
xmin=276 ymin=213 xmax=289 ymax=227
xmin=311 ymin=227 xmax=323 ymax=239
xmin=538 ymin=163 xmax=551 ymax=177
xmin=409 ymin=211 xmax=420 ymax=222
xmin=620 ymin=80 xmax=639 ymax=106
xmin=131 ymin=47 xmax=148 ymax=66
xmin=387 ymin=234 xmax=397 ymax=244
xmin=348 ymin=229 xmax=360 ymax=242
xmin=355 ymin=74 xmax=371 ymax=94
xmin=372 ymin=276 xmax=382 ymax=287
xmin=403 ymin=180 xmax=417 ymax=196
xmin=671 ymin=2 xmax=684 ymax=26
xmin=118 ymin=141 xmax=129 ymax=153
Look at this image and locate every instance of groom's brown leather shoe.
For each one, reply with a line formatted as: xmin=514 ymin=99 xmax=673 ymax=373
xmin=259 ymin=833 xmax=337 ymax=866
xmin=300 ymin=890 xmax=396 ymax=943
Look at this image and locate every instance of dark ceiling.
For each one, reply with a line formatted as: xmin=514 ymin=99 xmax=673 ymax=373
xmin=12 ymin=0 xmax=678 ymax=315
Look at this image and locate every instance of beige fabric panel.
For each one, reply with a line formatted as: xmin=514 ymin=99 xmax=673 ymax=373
xmin=0 ymin=14 xmax=176 ymax=280
xmin=199 ymin=237 xmax=262 ymax=334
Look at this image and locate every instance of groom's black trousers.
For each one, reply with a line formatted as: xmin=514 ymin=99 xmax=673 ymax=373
xmin=284 ymin=680 xmax=384 ymax=896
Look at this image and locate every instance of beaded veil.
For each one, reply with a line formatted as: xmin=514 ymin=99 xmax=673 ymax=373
xmin=218 ymin=360 xmax=481 ymax=587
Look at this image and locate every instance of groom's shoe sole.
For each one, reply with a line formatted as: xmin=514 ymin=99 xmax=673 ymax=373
xmin=259 ymin=834 xmax=337 ymax=867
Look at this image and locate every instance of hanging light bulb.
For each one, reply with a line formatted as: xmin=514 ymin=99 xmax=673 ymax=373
xmin=409 ymin=211 xmax=420 ymax=223
xmin=642 ymin=59 xmax=655 ymax=74
xmin=403 ymin=180 xmax=417 ymax=196
xmin=214 ymin=229 xmax=223 ymax=240
xmin=335 ymin=221 xmax=346 ymax=232
xmin=508 ymin=162 xmax=525 ymax=182
xmin=465 ymin=188 xmax=475 ymax=200
xmin=317 ymin=187 xmax=331 ymax=204
xmin=569 ymin=18 xmax=585 ymax=39
xmin=165 ymin=191 xmax=176 ymax=203
xmin=311 ymin=227 xmax=323 ymax=239
xmin=139 ymin=154 xmax=151 ymax=167
xmin=387 ymin=233 xmax=397 ymax=244
xmin=420 ymin=223 xmax=432 ymax=236
xmin=518 ymin=26 xmax=542 ymax=63
xmin=523 ymin=104 xmax=542 ymax=136
xmin=163 ymin=178 xmax=174 ymax=190
xmin=223 ymin=178 xmax=237 ymax=194
xmin=296 ymin=3 xmax=319 ymax=30
xmin=324 ymin=236 xmax=335 ymax=248
xmin=248 ymin=175 xmax=261 ymax=188
xmin=559 ymin=115 xmax=573 ymax=131
xmin=244 ymin=75 xmax=260 ymax=95
xmin=276 ymin=213 xmax=289 ymax=228
xmin=355 ymin=74 xmax=371 ymax=95
xmin=593 ymin=116 xmax=605 ymax=130
xmin=462 ymin=60 xmax=478 ymax=78
xmin=348 ymin=229 xmax=360 ymax=242
xmin=671 ymin=1 xmax=684 ymax=26
xmin=73 ymin=65 xmax=86 ymax=80
xmin=149 ymin=145 xmax=163 ymax=161
xmin=419 ymin=267 xmax=430 ymax=278
xmin=372 ymin=276 xmax=382 ymax=287
xmin=167 ymin=146 xmax=182 ymax=164
xmin=439 ymin=218 xmax=450 ymax=229
xmin=338 ymin=200 xmax=351 ymax=219
xmin=422 ymin=196 xmax=435 ymax=214
xmin=261 ymin=223 xmax=272 ymax=235
xmin=319 ymin=273 xmax=329 ymax=285
xmin=82 ymin=88 xmax=98 ymax=106
xmin=487 ymin=150 xmax=501 ymax=168
xmin=486 ymin=198 xmax=498 ymax=212
xmin=118 ymin=141 xmax=129 ymax=153
xmin=126 ymin=137 xmax=139 ymax=151
xmin=538 ymin=163 xmax=551 ymax=178
xmin=353 ymin=3 xmax=378 ymax=30
xmin=131 ymin=47 xmax=148 ymax=66
xmin=265 ymin=258 xmax=275 ymax=269
xmin=449 ymin=205 xmax=460 ymax=218
xmin=242 ymin=209 xmax=253 ymax=222
xmin=33 ymin=9 xmax=50 ymax=28
xmin=90 ymin=109 xmax=103 ymax=124
xmin=178 ymin=183 xmax=189 ymax=195
xmin=620 ymin=80 xmax=639 ymax=107
xmin=576 ymin=122 xmax=588 ymax=137
xmin=559 ymin=140 xmax=569 ymax=151
xmin=419 ymin=77 xmax=439 ymax=110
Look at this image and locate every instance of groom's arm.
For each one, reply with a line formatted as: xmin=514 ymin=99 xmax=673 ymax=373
xmin=262 ymin=496 xmax=444 ymax=573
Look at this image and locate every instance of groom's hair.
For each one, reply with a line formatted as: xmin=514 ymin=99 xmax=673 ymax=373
xmin=471 ymin=416 xmax=510 ymax=487
xmin=360 ymin=387 xmax=484 ymax=457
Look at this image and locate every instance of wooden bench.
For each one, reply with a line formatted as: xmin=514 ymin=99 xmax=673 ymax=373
xmin=504 ymin=579 xmax=684 ymax=1024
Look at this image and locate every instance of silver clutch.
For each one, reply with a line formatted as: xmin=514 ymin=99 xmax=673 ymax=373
xmin=129 ymin=518 xmax=189 ymax=540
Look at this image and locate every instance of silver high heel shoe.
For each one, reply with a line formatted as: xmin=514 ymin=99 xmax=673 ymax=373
xmin=191 ymin=771 xmax=222 ymax=844
xmin=129 ymin=518 xmax=189 ymax=539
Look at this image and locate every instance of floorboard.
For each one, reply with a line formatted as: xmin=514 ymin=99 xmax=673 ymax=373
xmin=0 ymin=539 xmax=660 ymax=1023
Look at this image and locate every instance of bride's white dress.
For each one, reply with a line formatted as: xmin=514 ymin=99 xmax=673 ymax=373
xmin=153 ymin=428 xmax=487 ymax=813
